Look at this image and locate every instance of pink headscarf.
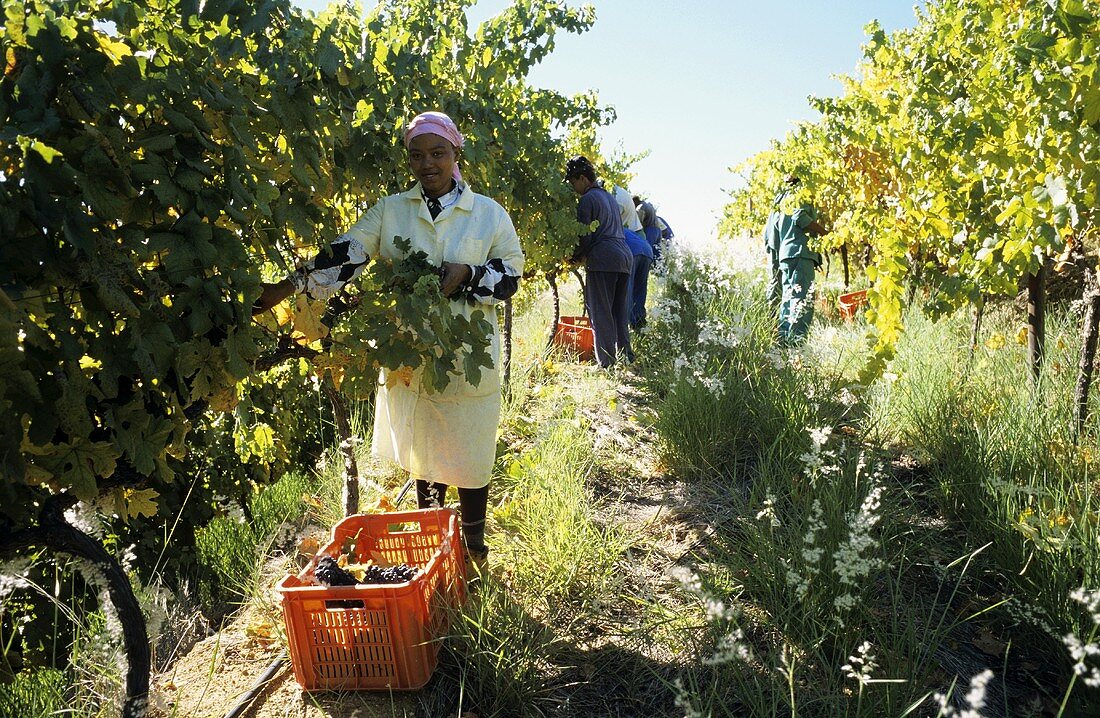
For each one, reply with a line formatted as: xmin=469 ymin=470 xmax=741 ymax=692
xmin=403 ymin=111 xmax=464 ymax=182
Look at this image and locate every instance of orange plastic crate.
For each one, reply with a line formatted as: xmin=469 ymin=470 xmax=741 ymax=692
xmin=553 ymin=315 xmax=595 ymax=361
xmin=276 ymin=509 xmax=466 ymax=691
xmin=837 ymin=290 xmax=868 ymax=321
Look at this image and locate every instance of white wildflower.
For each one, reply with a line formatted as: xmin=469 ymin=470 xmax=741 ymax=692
xmin=855 ymin=452 xmax=869 ymax=478
xmin=961 ymin=669 xmax=993 ymax=716
xmin=932 ymin=668 xmax=994 ymax=717
xmin=1003 ymin=598 xmax=1057 ymax=636
xmin=704 ymin=596 xmax=734 ymax=622
xmin=1061 ymin=587 xmax=1100 ymax=687
xmin=802 ymin=499 xmax=826 ymax=563
xmin=800 ymin=427 xmax=836 ymax=479
xmin=786 ymin=500 xmax=826 ymax=600
xmin=119 ymin=544 xmax=138 ymax=575
xmin=1064 ymin=632 xmax=1100 ymax=688
xmin=785 ymin=563 xmax=810 ymax=600
xmin=755 ymin=494 xmax=780 ymax=528
xmin=834 ymin=593 xmax=856 ymax=613
xmin=832 ymin=486 xmax=885 ymax=613
xmin=1064 ymin=633 xmax=1100 ymax=690
xmin=673 ymin=678 xmax=708 ymax=718
xmin=1070 ymin=587 xmax=1100 ymax=624
xmin=842 ymin=641 xmax=877 ymax=686
xmin=705 ymin=627 xmax=754 ymax=665
xmin=669 ymin=566 xmax=702 ymax=592
xmin=800 ymin=450 xmax=824 ymax=473
xmin=809 ymin=426 xmax=832 ymax=447
xmin=802 ymin=546 xmax=825 ymax=565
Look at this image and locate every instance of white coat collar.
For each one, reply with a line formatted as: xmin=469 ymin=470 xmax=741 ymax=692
xmin=402 ymin=180 xmax=474 ymax=213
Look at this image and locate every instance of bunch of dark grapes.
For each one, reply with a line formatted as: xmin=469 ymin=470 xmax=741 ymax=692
xmin=312 ymin=556 xmax=418 ymax=587
xmin=362 ymin=564 xmax=418 ymax=584
xmin=313 ymin=556 xmax=358 ymax=587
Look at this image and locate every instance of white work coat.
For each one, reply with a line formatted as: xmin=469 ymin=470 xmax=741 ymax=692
xmin=608 ymin=183 xmax=643 ymax=233
xmin=340 ymin=182 xmax=524 ymax=487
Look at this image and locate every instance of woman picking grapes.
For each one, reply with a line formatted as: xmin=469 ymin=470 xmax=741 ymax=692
xmin=254 ymin=111 xmax=524 ymax=576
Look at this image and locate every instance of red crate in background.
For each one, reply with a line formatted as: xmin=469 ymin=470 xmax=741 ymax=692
xmin=276 ymin=509 xmax=466 ymax=691
xmin=553 ymin=315 xmax=595 ymax=361
xmin=838 ymin=290 xmax=869 ymax=321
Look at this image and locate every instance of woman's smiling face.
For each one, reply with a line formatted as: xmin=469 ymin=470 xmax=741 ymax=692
xmin=408 ymin=133 xmax=458 ymax=197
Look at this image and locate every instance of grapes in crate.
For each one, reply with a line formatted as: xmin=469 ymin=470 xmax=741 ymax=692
xmin=361 ymin=563 xmax=418 ymax=584
xmin=311 ymin=555 xmax=419 ymax=586
xmin=313 ymin=556 xmax=358 ymax=587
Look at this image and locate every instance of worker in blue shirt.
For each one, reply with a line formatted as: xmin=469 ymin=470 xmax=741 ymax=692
xmin=564 ymin=156 xmax=634 ymax=367
xmin=772 ymin=176 xmax=828 ymax=343
xmin=633 ymin=195 xmax=663 ymax=263
xmin=657 ymin=216 xmax=674 ymax=242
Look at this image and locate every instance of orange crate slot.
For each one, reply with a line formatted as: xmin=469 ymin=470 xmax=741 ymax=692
xmin=276 ymin=509 xmax=466 ymax=691
xmin=837 ymin=290 xmax=868 ymax=321
xmin=553 ymin=315 xmax=595 ymax=361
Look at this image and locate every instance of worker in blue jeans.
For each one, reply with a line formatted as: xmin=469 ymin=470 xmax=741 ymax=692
xmin=623 ymin=228 xmax=653 ymax=329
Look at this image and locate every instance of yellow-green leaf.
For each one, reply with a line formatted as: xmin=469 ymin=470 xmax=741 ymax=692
xmin=292 ymin=295 xmax=329 ymax=344
xmin=121 ymin=488 xmax=160 ymax=520
xmin=96 ymin=34 xmax=132 ymax=65
xmin=29 ymin=140 xmax=62 ymax=163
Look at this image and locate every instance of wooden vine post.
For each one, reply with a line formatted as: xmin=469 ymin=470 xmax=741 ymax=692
xmin=1074 ymin=266 xmax=1100 ymax=439
xmin=546 ymin=273 xmax=561 ymax=348
xmin=841 ymin=243 xmax=850 ymax=289
xmin=967 ymin=294 xmax=986 ymax=368
xmin=502 ymin=298 xmax=513 ymax=396
xmin=1027 ymin=263 xmax=1047 ymax=382
xmin=571 ymin=267 xmax=587 ymax=313
xmin=322 ymin=378 xmax=360 ymax=517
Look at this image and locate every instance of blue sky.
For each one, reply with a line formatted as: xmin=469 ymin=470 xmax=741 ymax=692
xmin=293 ymin=1 xmax=920 ymax=244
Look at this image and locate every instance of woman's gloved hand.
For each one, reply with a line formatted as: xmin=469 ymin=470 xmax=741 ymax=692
xmin=252 ymin=279 xmax=294 ymax=315
xmin=440 ymin=262 xmax=472 ymax=298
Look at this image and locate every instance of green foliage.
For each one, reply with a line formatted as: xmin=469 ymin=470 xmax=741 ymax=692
xmin=721 ymin=0 xmax=1100 ymax=367
xmin=638 ymin=245 xmax=941 ymax=713
xmin=496 ymin=414 xmax=628 ymax=606
xmin=194 ymin=470 xmax=313 ymax=611
xmin=868 ymin=308 xmax=1100 ymax=648
xmin=0 ymin=668 xmax=67 ymax=717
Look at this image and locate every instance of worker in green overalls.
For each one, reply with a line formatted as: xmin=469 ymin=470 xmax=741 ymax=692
xmin=773 ymin=176 xmax=828 ymax=343
xmin=763 ymin=176 xmax=798 ymax=311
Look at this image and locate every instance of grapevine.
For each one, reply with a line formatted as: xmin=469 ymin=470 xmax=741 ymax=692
xmin=721 ymin=0 xmax=1099 ymax=377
